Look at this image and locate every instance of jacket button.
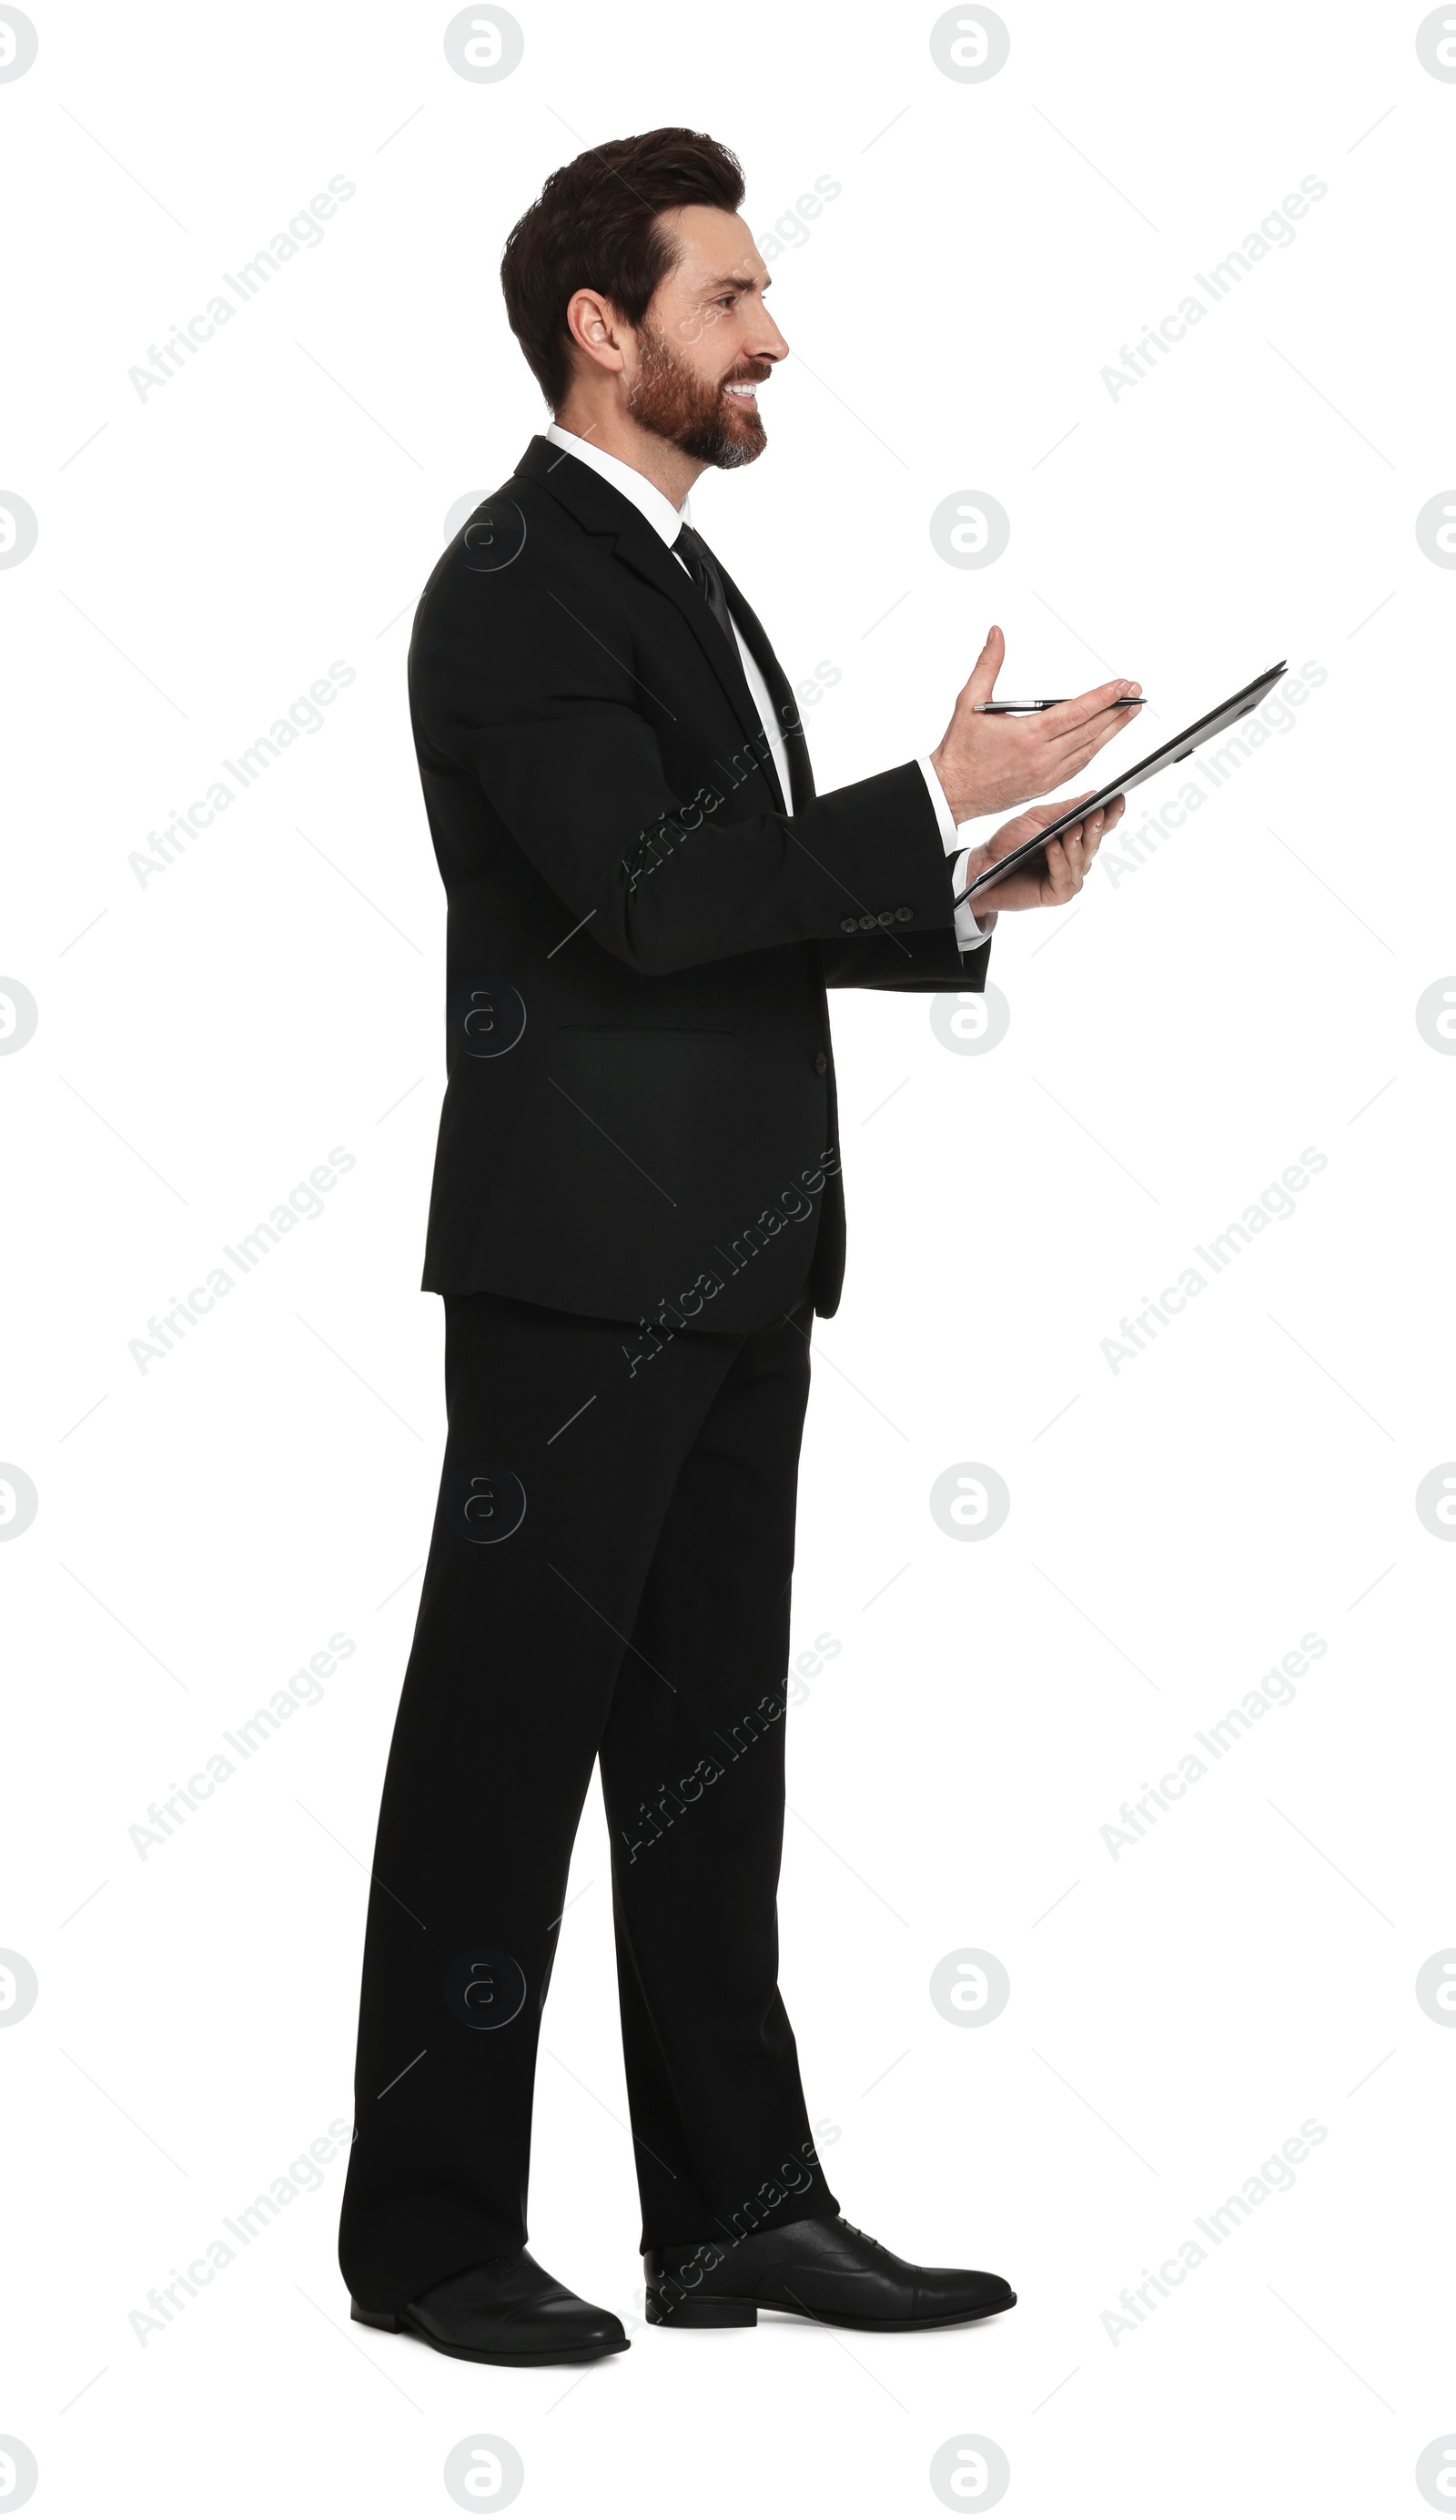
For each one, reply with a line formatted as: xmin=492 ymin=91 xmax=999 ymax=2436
xmin=877 ymin=909 xmax=895 ymax=926
xmin=895 ymin=906 xmax=913 ymax=922
xmin=814 ymin=1050 xmax=827 ymax=1076
xmin=840 ymin=916 xmax=857 ymax=934
xmin=858 ymin=914 xmax=876 ymax=932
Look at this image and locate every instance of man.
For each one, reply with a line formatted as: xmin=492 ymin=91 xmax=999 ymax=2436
xmin=338 ymin=127 xmax=1134 ymax=2367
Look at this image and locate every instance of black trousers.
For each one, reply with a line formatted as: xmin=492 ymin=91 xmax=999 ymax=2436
xmin=338 ymin=1285 xmax=840 ymax=2311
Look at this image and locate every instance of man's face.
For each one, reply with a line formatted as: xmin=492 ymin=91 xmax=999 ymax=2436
xmin=626 ymin=204 xmax=787 ymax=469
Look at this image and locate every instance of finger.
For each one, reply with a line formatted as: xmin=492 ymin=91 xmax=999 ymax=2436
xmin=1046 ymin=734 xmax=1133 ymax=797
xmin=964 ymin=623 xmax=1005 ymax=706
xmin=1043 ymin=836 xmax=1076 ymax=897
xmin=1025 ymin=787 xmax=1096 ymax=835
xmin=1068 ymin=800 xmax=1115 ymax=870
xmin=1051 ymin=710 xmax=1136 ymax=772
xmin=1012 ymin=791 xmax=1083 ymax=831
xmin=1041 ymin=676 xmax=1140 ymax=736
xmin=1049 ymin=722 xmax=1118 ymax=771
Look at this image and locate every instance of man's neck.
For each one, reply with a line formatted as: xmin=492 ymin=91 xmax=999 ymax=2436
xmin=551 ymin=397 xmax=705 ymax=511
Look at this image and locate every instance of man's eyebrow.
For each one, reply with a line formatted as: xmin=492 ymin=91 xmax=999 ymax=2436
xmin=703 ymin=272 xmax=770 ymax=295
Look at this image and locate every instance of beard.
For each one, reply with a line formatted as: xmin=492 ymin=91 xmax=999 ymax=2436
xmin=626 ymin=321 xmax=768 ymax=469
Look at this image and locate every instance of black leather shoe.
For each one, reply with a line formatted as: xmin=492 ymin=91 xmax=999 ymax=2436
xmin=351 ymin=2250 xmax=629 ymax=2366
xmin=644 ymin=2213 xmax=1016 ymax=2333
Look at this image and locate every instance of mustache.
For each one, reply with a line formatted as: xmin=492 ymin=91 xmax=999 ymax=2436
xmin=722 ymin=365 xmax=772 ymax=388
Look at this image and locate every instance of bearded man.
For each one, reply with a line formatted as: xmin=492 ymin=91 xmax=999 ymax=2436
xmin=338 ymin=125 xmax=1134 ymax=2367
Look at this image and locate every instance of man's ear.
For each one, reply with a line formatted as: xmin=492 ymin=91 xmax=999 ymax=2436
xmin=564 ymin=286 xmax=628 ymax=378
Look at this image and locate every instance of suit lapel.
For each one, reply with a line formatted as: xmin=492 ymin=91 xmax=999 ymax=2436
xmin=605 ymin=514 xmax=791 ymax=815
xmin=514 ymin=437 xmax=784 ymax=804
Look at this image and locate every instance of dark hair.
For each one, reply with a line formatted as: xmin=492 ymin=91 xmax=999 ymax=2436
xmin=500 ymin=127 xmax=745 ymax=409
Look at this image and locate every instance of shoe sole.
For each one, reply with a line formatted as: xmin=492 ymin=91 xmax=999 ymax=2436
xmin=350 ymin=2300 xmax=630 ymax=2367
xmin=644 ymin=2287 xmax=1016 ymax=2332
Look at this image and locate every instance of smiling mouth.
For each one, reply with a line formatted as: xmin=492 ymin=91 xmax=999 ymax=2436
xmin=722 ymin=380 xmax=763 ymax=409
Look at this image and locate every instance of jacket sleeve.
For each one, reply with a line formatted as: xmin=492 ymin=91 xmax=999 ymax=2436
xmin=820 ymin=921 xmax=992 ymax=993
xmin=411 ymin=542 xmax=963 ymax=978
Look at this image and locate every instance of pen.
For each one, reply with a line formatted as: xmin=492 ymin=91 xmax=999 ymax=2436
xmin=973 ymin=697 xmax=1146 ymax=713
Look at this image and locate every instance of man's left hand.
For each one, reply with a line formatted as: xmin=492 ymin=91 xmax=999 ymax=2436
xmin=960 ymin=791 xmax=1124 ymax=924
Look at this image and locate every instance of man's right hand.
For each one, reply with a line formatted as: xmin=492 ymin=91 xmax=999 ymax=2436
xmin=929 ymin=624 xmax=1142 ymax=824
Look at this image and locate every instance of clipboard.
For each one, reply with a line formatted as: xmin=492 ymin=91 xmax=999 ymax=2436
xmin=952 ymin=660 xmax=1289 ymax=906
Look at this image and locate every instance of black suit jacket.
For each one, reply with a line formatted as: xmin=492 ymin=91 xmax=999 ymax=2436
xmin=410 ymin=433 xmax=990 ymax=1329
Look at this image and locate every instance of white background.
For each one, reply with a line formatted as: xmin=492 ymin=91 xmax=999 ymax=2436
xmin=4 ymin=3 xmax=1454 ymax=2515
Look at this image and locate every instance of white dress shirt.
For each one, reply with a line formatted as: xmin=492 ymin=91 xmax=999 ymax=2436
xmin=543 ymin=423 xmax=993 ymax=954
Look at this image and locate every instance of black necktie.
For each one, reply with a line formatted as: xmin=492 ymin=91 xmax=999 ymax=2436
xmin=673 ymin=522 xmax=736 ymax=648
xmin=672 ymin=521 xmax=788 ymax=815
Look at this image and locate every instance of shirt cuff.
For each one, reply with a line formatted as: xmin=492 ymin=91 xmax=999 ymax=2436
xmin=916 ymin=756 xmax=993 ymax=953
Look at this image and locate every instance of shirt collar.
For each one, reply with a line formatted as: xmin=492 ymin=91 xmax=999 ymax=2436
xmin=543 ymin=421 xmax=693 ymax=545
